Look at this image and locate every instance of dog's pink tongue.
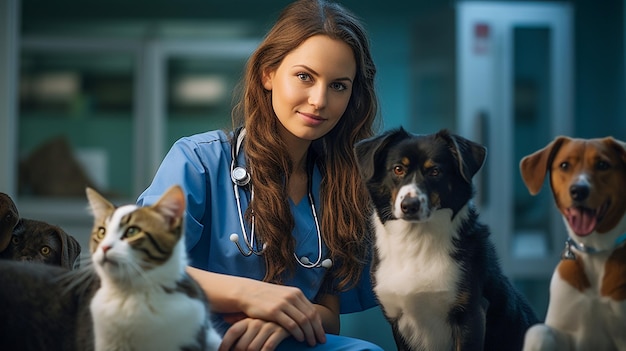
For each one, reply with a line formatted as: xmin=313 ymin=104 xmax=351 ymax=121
xmin=565 ymin=207 xmax=596 ymax=236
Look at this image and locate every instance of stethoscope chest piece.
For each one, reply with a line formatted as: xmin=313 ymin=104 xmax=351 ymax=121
xmin=231 ymin=166 xmax=250 ymax=187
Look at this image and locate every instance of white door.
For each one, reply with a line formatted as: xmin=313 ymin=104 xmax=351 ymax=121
xmin=456 ymin=2 xmax=573 ymax=278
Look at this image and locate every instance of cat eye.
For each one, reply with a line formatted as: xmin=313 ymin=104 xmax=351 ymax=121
xmin=11 ymin=236 xmax=19 ymax=245
xmin=96 ymin=227 xmax=106 ymax=240
xmin=40 ymin=246 xmax=51 ymax=255
xmin=124 ymin=226 xmax=141 ymax=238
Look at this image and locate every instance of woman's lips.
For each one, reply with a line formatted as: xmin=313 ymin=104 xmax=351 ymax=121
xmin=298 ymin=111 xmax=326 ymax=126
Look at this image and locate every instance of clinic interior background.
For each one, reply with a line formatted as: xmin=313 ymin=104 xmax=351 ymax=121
xmin=0 ymin=0 xmax=625 ymax=349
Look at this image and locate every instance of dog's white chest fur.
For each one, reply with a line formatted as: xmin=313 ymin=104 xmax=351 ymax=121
xmin=541 ymin=250 xmax=626 ymax=350
xmin=373 ymin=209 xmax=463 ymax=350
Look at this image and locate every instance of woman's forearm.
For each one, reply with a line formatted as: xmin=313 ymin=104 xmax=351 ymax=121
xmin=187 ymin=266 xmax=249 ymax=314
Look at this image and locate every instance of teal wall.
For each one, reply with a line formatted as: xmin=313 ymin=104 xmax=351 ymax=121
xmin=12 ymin=0 xmax=626 ymax=348
xmin=574 ymin=0 xmax=625 ymax=139
xmin=368 ymin=18 xmax=414 ymax=131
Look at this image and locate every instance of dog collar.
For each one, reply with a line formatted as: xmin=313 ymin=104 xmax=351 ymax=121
xmin=562 ymin=233 xmax=626 ymax=260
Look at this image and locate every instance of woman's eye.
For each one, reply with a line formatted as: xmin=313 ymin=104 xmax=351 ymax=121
xmin=330 ymin=82 xmax=347 ymax=91
xmin=393 ymin=165 xmax=406 ymax=176
xmin=124 ymin=226 xmax=141 ymax=238
xmin=297 ymin=72 xmax=311 ymax=81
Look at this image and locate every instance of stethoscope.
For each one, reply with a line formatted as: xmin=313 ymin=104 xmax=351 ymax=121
xmin=228 ymin=128 xmax=333 ymax=269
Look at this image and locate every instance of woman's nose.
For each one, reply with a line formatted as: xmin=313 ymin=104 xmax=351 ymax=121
xmin=308 ymin=84 xmax=327 ymax=110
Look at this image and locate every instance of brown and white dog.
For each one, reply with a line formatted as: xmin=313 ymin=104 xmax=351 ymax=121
xmin=520 ymin=136 xmax=626 ymax=351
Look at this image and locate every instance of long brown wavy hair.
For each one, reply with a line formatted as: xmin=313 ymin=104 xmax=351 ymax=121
xmin=231 ymin=0 xmax=379 ymax=291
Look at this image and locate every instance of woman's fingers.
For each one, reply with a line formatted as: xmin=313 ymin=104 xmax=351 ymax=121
xmin=311 ymin=312 xmax=327 ymax=345
xmin=272 ymin=306 xmax=306 ymax=342
xmin=220 ymin=318 xmax=290 ymax=351
xmin=275 ymin=289 xmax=325 ymax=345
xmin=244 ymin=284 xmax=323 ymax=344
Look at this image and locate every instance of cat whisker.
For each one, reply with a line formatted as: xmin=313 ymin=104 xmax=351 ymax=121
xmin=55 ymin=264 xmax=98 ymax=297
xmin=111 ymin=254 xmax=155 ymax=288
xmin=74 ymin=254 xmax=94 ymax=268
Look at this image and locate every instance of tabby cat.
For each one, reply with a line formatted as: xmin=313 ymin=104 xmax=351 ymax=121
xmin=85 ymin=185 xmax=222 ymax=351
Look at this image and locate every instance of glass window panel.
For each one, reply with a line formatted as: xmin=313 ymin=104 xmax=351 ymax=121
xmin=18 ymin=51 xmax=135 ymax=199
xmin=512 ymin=26 xmax=554 ymax=258
xmin=165 ymin=56 xmax=246 ymax=147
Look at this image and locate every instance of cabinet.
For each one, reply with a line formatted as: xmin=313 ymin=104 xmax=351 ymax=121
xmin=5 ymin=32 xmax=257 ymax=251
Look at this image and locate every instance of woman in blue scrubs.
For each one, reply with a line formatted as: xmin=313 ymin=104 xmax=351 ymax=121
xmin=138 ymin=1 xmax=381 ymax=349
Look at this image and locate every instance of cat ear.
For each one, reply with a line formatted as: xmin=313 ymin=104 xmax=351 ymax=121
xmin=153 ymin=185 xmax=186 ymax=226
xmin=85 ymin=187 xmax=115 ymax=219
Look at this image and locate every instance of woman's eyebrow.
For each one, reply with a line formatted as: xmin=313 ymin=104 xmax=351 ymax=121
xmin=294 ymin=65 xmax=354 ymax=83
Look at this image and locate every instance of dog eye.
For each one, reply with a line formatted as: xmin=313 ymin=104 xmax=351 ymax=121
xmin=596 ymin=160 xmax=610 ymax=170
xmin=40 ymin=246 xmax=51 ymax=255
xmin=427 ymin=167 xmax=440 ymax=177
xmin=393 ymin=165 xmax=406 ymax=176
xmin=559 ymin=162 xmax=569 ymax=170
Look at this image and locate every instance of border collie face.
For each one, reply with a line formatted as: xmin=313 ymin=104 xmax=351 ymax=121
xmin=355 ymin=128 xmax=486 ymax=225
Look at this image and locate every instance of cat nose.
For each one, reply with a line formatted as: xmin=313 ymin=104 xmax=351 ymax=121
xmin=101 ymin=245 xmax=111 ymax=253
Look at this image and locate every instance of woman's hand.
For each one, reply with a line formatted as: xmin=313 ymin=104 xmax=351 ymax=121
xmin=219 ymin=318 xmax=290 ymax=351
xmin=238 ymin=283 xmax=326 ymax=346
xmin=187 ymin=267 xmax=326 ymax=346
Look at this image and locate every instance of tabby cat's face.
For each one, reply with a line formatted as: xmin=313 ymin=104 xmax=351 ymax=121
xmin=85 ymin=186 xmax=185 ymax=282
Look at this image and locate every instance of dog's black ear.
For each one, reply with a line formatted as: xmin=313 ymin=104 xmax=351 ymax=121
xmin=53 ymin=227 xmax=82 ymax=269
xmin=0 ymin=193 xmax=20 ymax=253
xmin=354 ymin=128 xmax=410 ymax=182
xmin=438 ymin=130 xmax=487 ymax=183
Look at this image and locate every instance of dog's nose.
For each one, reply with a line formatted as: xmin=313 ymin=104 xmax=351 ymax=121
xmin=401 ymin=197 xmax=420 ymax=215
xmin=570 ymin=184 xmax=589 ymax=201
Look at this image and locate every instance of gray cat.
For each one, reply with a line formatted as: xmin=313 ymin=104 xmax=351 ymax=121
xmin=0 ymin=259 xmax=94 ymax=350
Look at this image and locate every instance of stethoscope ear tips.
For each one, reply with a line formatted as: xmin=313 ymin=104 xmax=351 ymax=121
xmin=229 ymin=233 xmax=239 ymax=242
xmin=321 ymin=258 xmax=333 ymax=269
xmin=300 ymin=256 xmax=333 ymax=269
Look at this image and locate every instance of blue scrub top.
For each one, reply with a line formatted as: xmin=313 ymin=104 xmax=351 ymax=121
xmin=137 ymin=130 xmax=377 ymax=314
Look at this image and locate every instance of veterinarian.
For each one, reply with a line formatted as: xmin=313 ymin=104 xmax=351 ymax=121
xmin=137 ymin=0 xmax=382 ymax=350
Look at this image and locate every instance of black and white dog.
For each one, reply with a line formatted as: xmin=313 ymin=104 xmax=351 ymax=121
xmin=354 ymin=128 xmax=538 ymax=351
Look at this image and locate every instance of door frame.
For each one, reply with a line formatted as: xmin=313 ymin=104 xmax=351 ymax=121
xmin=456 ymin=2 xmax=573 ymax=277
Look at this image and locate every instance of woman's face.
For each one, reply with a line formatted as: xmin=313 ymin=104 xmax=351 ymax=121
xmin=263 ymin=35 xmax=356 ymax=144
